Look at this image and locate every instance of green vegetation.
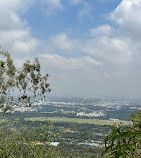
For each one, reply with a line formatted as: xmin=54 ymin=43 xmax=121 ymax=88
xmin=1 ymin=116 xmax=106 ymax=158
xmin=25 ymin=117 xmax=131 ymax=126
xmin=0 ymin=118 xmax=61 ymax=158
xmin=0 ymin=49 xmax=51 ymax=117
xmin=0 ymin=49 xmax=60 ymax=158
xmin=102 ymin=111 xmax=141 ymax=158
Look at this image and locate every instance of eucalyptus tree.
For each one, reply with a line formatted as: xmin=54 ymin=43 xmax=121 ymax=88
xmin=0 ymin=49 xmax=51 ymax=118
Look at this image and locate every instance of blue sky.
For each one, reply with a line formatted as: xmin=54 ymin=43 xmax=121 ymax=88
xmin=27 ymin=0 xmax=121 ymax=58
xmin=1 ymin=0 xmax=141 ymax=96
xmin=23 ymin=0 xmax=121 ymax=39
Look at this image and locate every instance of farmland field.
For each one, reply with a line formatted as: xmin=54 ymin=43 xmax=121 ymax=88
xmin=25 ymin=117 xmax=131 ymax=126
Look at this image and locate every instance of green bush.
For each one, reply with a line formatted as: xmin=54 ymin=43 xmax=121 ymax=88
xmin=102 ymin=111 xmax=141 ymax=158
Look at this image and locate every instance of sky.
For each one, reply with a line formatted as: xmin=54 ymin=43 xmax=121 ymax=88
xmin=0 ymin=0 xmax=141 ymax=97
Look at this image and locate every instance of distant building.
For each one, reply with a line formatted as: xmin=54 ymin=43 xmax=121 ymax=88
xmin=77 ymin=111 xmax=105 ymax=117
xmin=49 ymin=142 xmax=60 ymax=146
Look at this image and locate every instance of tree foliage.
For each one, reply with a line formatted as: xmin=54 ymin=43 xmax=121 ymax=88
xmin=102 ymin=111 xmax=141 ymax=158
xmin=0 ymin=118 xmax=61 ymax=158
xmin=0 ymin=49 xmax=51 ymax=117
xmin=0 ymin=48 xmax=62 ymax=158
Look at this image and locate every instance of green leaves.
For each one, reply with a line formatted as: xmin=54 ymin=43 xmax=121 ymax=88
xmin=102 ymin=111 xmax=141 ymax=158
xmin=0 ymin=48 xmax=51 ymax=117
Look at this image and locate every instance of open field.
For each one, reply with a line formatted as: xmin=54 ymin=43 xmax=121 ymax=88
xmin=25 ymin=117 xmax=132 ymax=126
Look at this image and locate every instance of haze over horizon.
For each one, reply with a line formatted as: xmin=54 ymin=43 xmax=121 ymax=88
xmin=0 ymin=0 xmax=141 ymax=96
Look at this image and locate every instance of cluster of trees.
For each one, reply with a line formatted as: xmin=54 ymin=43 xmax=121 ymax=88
xmin=0 ymin=119 xmax=61 ymax=158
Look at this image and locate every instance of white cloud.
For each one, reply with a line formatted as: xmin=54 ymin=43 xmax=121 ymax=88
xmin=83 ymin=56 xmax=103 ymax=66
xmin=90 ymin=24 xmax=119 ymax=37
xmin=43 ymin=0 xmax=141 ymax=96
xmin=110 ymin=0 xmax=141 ymax=38
xmin=49 ymin=31 xmax=132 ymax=66
xmin=12 ymin=39 xmax=39 ymax=54
xmin=39 ymin=54 xmax=102 ymax=71
xmin=0 ymin=0 xmax=39 ymax=57
xmin=0 ymin=0 xmax=34 ymax=16
xmin=50 ymin=33 xmax=81 ymax=52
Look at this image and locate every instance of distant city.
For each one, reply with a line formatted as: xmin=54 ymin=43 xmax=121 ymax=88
xmin=13 ymin=96 xmax=141 ymax=121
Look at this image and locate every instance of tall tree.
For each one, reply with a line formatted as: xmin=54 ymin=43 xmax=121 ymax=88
xmin=0 ymin=48 xmax=51 ymax=118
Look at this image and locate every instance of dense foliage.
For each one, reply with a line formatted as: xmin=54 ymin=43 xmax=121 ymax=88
xmin=0 ymin=116 xmax=105 ymax=158
xmin=0 ymin=119 xmax=61 ymax=158
xmin=102 ymin=111 xmax=141 ymax=158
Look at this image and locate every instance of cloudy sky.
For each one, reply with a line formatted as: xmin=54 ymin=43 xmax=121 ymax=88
xmin=0 ymin=0 xmax=141 ymax=96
